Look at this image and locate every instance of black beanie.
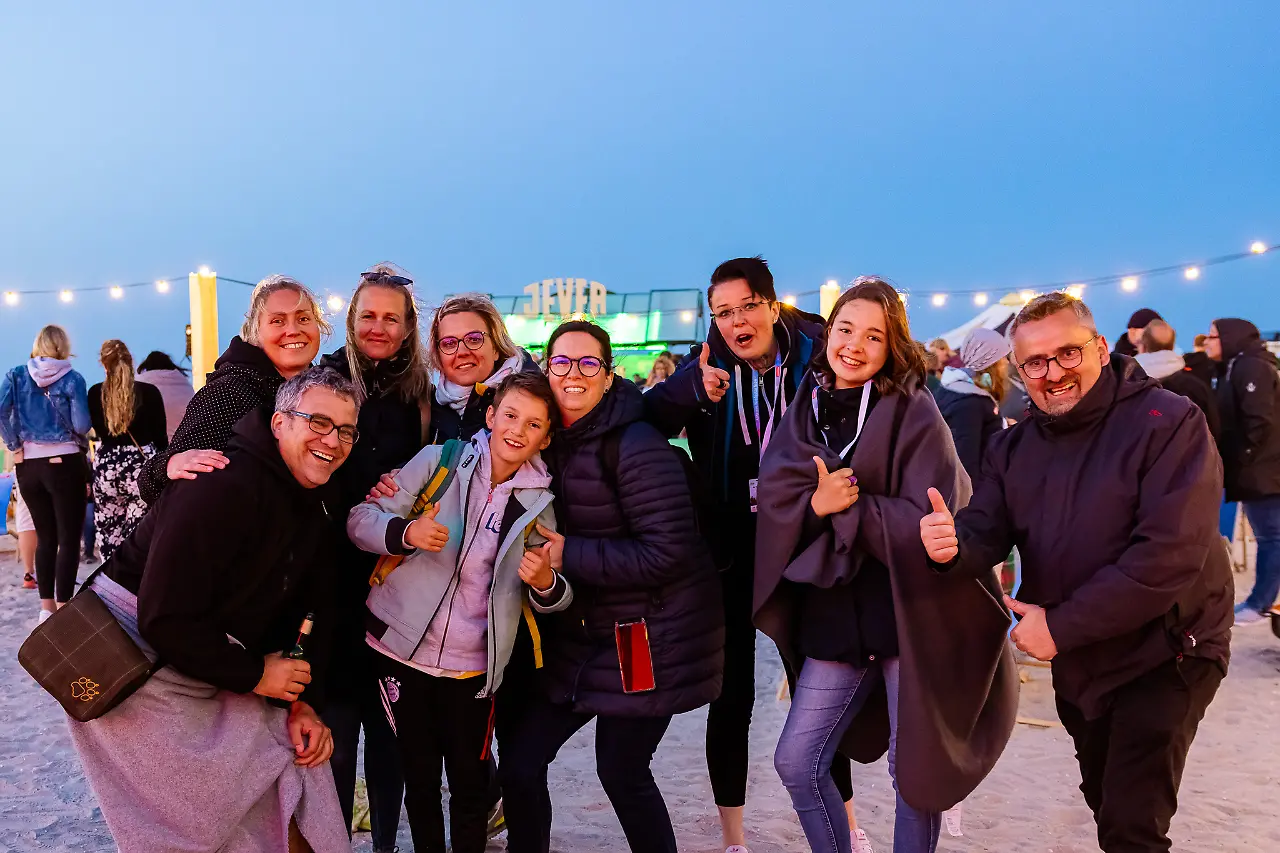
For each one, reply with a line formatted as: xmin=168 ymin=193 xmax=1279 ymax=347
xmin=1126 ymin=308 xmax=1162 ymax=329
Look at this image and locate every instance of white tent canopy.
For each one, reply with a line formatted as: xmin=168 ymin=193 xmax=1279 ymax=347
xmin=937 ymin=294 xmax=1023 ymax=349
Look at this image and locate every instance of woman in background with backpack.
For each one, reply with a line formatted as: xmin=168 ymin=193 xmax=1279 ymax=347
xmin=0 ymin=324 xmax=91 ymax=623
xmin=498 ymin=320 xmax=724 ymax=853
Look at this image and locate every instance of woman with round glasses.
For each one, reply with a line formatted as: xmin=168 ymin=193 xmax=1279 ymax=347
xmin=498 ymin=320 xmax=724 ymax=853
xmin=317 ymin=264 xmax=429 ymax=851
xmin=427 ymin=294 xmax=539 ymax=443
xmin=139 ymin=274 xmax=328 ymax=505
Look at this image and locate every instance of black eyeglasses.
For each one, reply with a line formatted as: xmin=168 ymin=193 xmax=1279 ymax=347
xmin=286 ymin=411 xmax=359 ymax=444
xmin=438 ymin=331 xmax=489 ymax=355
xmin=546 ymin=355 xmax=605 ymax=377
xmin=360 ymin=271 xmax=413 ymax=287
xmin=1017 ymin=336 xmax=1097 ymax=379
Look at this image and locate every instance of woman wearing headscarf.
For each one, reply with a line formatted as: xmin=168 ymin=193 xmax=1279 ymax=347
xmin=138 ymin=275 xmax=328 ymax=505
xmin=931 ymin=328 xmax=1011 ymax=478
xmin=0 ymin=324 xmax=91 ymax=621
xmin=754 ymin=278 xmax=1018 ymax=853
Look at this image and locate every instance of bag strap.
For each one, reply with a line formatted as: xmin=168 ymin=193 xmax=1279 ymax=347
xmin=407 ymin=438 xmax=465 ymax=519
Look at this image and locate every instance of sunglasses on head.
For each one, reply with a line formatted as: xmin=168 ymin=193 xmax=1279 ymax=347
xmin=360 ymin=271 xmax=413 ymax=287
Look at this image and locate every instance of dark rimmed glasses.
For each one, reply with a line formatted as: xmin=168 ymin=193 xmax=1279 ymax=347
xmin=286 ymin=410 xmax=360 ymax=444
xmin=1017 ymin=335 xmax=1097 ymax=379
xmin=360 ymin=271 xmax=414 ymax=287
xmin=547 ymin=355 xmax=605 ymax=377
xmin=438 ymin=331 xmax=489 ymax=355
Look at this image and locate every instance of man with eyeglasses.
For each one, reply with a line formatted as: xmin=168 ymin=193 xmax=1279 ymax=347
xmin=645 ymin=256 xmax=840 ymax=853
xmin=919 ymin=292 xmax=1232 ymax=853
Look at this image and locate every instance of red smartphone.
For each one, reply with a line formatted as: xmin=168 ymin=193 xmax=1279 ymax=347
xmin=615 ymin=619 xmax=656 ymax=694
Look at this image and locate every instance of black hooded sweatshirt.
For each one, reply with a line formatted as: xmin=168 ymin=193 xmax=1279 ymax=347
xmin=940 ymin=355 xmax=1233 ymax=719
xmin=138 ymin=336 xmax=287 ymax=505
xmin=105 ymin=408 xmax=339 ymax=708
xmin=1212 ymin=318 xmax=1280 ymax=501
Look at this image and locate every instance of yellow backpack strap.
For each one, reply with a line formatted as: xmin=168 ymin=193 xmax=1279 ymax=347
xmin=521 ymin=600 xmax=544 ymax=670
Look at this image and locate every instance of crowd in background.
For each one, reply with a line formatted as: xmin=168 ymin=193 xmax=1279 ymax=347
xmin=0 ymin=259 xmax=1275 ymax=853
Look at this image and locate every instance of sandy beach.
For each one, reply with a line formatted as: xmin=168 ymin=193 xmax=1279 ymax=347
xmin=1 ymin=543 xmax=1275 ymax=852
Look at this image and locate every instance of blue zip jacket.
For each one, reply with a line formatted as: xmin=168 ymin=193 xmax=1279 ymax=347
xmin=0 ymin=359 xmax=91 ymax=451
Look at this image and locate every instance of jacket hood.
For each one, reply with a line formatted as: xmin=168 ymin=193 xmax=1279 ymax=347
xmin=214 ymin=335 xmax=282 ymax=377
xmin=27 ymin=357 xmax=73 ymax=388
xmin=135 ymin=368 xmax=191 ymax=389
xmin=706 ymin=303 xmax=825 ymax=372
xmin=1133 ymin=350 xmax=1187 ymax=381
xmin=1030 ymin=354 xmax=1157 ymax=435
xmin=940 ymin=366 xmax=994 ymax=398
xmin=226 ymin=407 xmax=336 ymax=502
xmin=559 ymin=376 xmax=645 ymax=444
xmin=1214 ymin=318 xmax=1262 ymax=360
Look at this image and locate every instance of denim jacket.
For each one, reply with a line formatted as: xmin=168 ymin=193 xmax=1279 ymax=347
xmin=0 ymin=361 xmax=91 ymax=451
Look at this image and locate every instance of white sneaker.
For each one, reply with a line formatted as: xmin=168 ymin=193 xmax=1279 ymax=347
xmin=725 ymin=846 xmax=750 ymax=853
xmin=1234 ymin=608 xmax=1268 ymax=627
xmin=853 ymin=827 xmax=875 ymax=853
xmin=37 ymin=609 xmax=53 ymax=625
xmin=944 ymin=802 xmax=964 ymax=837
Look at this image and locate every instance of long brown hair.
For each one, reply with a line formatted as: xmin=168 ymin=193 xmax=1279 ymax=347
xmin=343 ymin=263 xmax=430 ymax=405
xmin=811 ymin=277 xmax=927 ymax=395
xmin=99 ymin=339 xmax=136 ymax=436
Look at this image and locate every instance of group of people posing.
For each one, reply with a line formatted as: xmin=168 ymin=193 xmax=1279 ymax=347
xmin=0 ymin=255 xmax=1256 ymax=853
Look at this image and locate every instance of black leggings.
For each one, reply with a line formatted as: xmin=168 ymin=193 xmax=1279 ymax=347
xmin=16 ymin=456 xmax=87 ymax=602
xmin=707 ymin=568 xmax=853 ymax=807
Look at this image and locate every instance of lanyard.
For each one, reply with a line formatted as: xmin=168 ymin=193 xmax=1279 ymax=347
xmin=812 ymin=379 xmax=874 ymax=462
xmin=736 ymin=354 xmax=783 ymax=461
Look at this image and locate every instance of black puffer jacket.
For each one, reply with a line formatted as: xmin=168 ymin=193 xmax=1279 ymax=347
xmin=138 ymin=336 xmax=286 ymax=505
xmin=1214 ymin=318 xmax=1280 ymax=501
xmin=318 ymin=347 xmax=428 ymax=701
xmin=428 ymin=350 xmax=541 ymax=443
xmin=541 ymin=378 xmax=724 ymax=717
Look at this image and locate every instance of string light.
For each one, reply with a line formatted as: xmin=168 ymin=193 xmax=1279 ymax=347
xmin=931 ymin=293 xmax=947 ymax=307
xmin=1184 ymin=266 xmax=1201 ymax=281
xmin=680 ymin=310 xmax=694 ymax=323
xmin=59 ymin=290 xmax=73 ymax=303
xmin=1019 ymin=290 xmax=1036 ymax=303
xmin=782 ymin=294 xmax=797 ymax=306
xmin=1251 ymin=241 xmax=1267 ymax=255
xmin=972 ymin=292 xmax=989 ymax=307
xmin=326 ymin=294 xmax=345 ymax=313
xmin=155 ymin=279 xmax=170 ymax=293
xmin=109 ymin=286 xmax=124 ymax=299
xmin=198 ymin=266 xmax=212 ymax=277
xmin=1121 ymin=276 xmax=1139 ymax=292
xmin=1065 ymin=284 xmax=1085 ymax=299
xmin=826 ymin=279 xmax=839 ymax=288
xmin=3 ymin=292 xmax=17 ymax=306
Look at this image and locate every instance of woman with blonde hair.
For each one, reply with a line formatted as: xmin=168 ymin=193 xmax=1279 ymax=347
xmin=87 ymin=340 xmax=168 ymax=559
xmin=643 ymin=352 xmax=676 ymax=392
xmin=0 ymin=324 xmax=91 ymax=621
xmin=138 ymin=274 xmax=329 ymax=504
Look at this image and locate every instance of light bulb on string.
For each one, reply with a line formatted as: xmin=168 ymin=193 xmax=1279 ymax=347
xmin=680 ymin=310 xmax=694 ymax=323
xmin=59 ymin=290 xmax=73 ymax=303
xmin=109 ymin=286 xmax=124 ymax=299
xmin=155 ymin=280 xmax=170 ymax=293
xmin=326 ymin=295 xmax=345 ymax=313
xmin=1121 ymin=277 xmax=1139 ymax=293
xmin=972 ymin=292 xmax=988 ymax=307
xmin=3 ymin=291 xmax=17 ymax=306
xmin=1250 ymin=241 xmax=1267 ymax=255
xmin=782 ymin=294 xmax=797 ymax=306
xmin=1019 ymin=290 xmax=1035 ymax=303
xmin=1065 ymin=284 xmax=1085 ymax=300
xmin=931 ymin=293 xmax=947 ymax=307
xmin=1184 ymin=266 xmax=1200 ymax=281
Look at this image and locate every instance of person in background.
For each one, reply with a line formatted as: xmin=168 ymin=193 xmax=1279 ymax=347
xmin=757 ymin=280 xmax=1016 ymax=853
xmin=139 ymin=275 xmax=327 ymax=505
xmin=1134 ymin=320 xmax=1220 ymax=440
xmin=427 ymin=293 xmax=539 ymax=443
xmin=500 ymin=321 xmax=724 ymax=853
xmin=922 ymin=293 xmax=1231 ymax=853
xmin=87 ymin=340 xmax=168 ymax=560
xmin=10 ymin=474 xmax=38 ymax=589
xmin=0 ymin=324 xmax=91 ymax=622
xmin=928 ymin=337 xmax=957 ymax=368
xmin=1206 ymin=318 xmax=1280 ymax=626
xmin=82 ymin=491 xmax=97 ymax=563
xmin=66 ymin=367 xmax=356 ymax=853
xmin=317 ymin=264 xmax=428 ymax=852
xmin=643 ymin=352 xmax=676 ymax=392
xmin=348 ymin=372 xmax=572 ymax=853
xmin=645 ymin=257 xmax=873 ymax=853
xmin=136 ymin=350 xmax=195 ymax=441
xmin=932 ymin=328 xmax=1010 ymax=478
xmin=1112 ymin=307 xmax=1161 ymax=357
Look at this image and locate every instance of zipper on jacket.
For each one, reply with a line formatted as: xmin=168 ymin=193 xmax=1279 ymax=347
xmin=433 ymin=483 xmax=493 ymax=669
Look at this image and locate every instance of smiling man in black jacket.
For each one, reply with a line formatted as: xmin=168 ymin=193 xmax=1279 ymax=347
xmin=920 ymin=292 xmax=1232 ymax=853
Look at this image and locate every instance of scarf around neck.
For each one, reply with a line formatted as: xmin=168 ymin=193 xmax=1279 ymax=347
xmin=433 ymin=351 xmax=525 ymax=414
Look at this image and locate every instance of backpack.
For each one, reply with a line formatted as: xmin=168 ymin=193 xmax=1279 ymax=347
xmin=368 ymin=438 xmax=466 ymax=586
xmin=599 ymin=426 xmax=729 ymax=571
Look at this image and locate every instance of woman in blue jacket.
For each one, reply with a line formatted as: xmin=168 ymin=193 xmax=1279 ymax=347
xmin=0 ymin=324 xmax=91 ymax=621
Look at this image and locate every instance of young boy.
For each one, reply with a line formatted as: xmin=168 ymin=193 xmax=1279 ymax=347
xmin=347 ymin=372 xmax=570 ymax=853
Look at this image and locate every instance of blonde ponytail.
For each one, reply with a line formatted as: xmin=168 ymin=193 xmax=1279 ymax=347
xmin=100 ymin=340 xmax=136 ymax=436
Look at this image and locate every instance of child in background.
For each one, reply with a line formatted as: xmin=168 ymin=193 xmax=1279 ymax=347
xmin=347 ymin=371 xmax=571 ymax=853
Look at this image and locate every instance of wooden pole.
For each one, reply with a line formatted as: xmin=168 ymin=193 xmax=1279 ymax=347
xmin=188 ymin=270 xmax=219 ymax=390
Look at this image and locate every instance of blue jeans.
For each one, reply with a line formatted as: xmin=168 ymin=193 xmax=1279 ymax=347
xmin=1219 ymin=498 xmax=1237 ymax=540
xmin=775 ymin=658 xmax=940 ymax=853
xmin=1242 ymin=495 xmax=1280 ymax=613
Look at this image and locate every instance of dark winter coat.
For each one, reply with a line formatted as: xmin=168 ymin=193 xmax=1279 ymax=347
xmin=318 ymin=347 xmax=429 ymax=701
xmin=541 ymin=377 xmax=724 ymax=717
xmin=428 ymin=350 xmax=541 ymax=443
xmin=1134 ymin=350 xmax=1221 ymax=441
xmin=139 ymin=336 xmax=287 ymax=505
xmin=643 ymin=304 xmax=825 ymax=572
xmin=755 ymin=372 xmax=1018 ymax=813
xmin=942 ymin=355 xmax=1233 ymax=721
xmin=1213 ymin=319 xmax=1280 ymax=501
xmin=104 ymin=408 xmax=340 ymax=709
xmin=932 ymin=373 xmax=1003 ymax=478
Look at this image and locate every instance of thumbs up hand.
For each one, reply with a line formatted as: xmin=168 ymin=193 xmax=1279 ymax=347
xmin=810 ymin=456 xmax=859 ymax=517
xmin=920 ymin=487 xmax=959 ymax=562
xmin=1004 ymin=595 xmax=1058 ymax=661
xmin=405 ymin=503 xmax=450 ymax=552
xmin=698 ymin=343 xmax=732 ymax=404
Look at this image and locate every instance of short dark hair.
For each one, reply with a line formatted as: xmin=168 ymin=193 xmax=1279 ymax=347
xmin=137 ymin=350 xmax=188 ymax=375
xmin=491 ymin=371 xmax=559 ymax=430
xmin=709 ymin=256 xmax=776 ymax=303
xmin=546 ymin=320 xmax=613 ymax=370
xmin=811 ymin=277 xmax=926 ymax=396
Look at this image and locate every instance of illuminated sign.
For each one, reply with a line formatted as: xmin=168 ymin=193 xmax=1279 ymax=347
xmin=522 ymin=278 xmax=607 ymax=317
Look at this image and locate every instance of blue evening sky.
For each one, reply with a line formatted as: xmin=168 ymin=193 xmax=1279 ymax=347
xmin=2 ymin=2 xmax=1277 ymax=383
